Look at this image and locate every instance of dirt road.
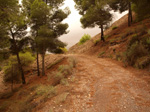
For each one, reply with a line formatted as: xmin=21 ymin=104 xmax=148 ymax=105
xmin=38 ymin=54 xmax=150 ymax=112
xmin=0 ymin=71 xmax=7 ymax=93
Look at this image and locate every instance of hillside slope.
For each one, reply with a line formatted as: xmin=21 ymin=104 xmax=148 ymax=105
xmin=68 ymin=14 xmax=150 ymax=60
xmin=0 ymin=14 xmax=150 ymax=112
xmin=36 ymin=54 xmax=150 ymax=112
xmin=68 ymin=14 xmax=129 ymax=54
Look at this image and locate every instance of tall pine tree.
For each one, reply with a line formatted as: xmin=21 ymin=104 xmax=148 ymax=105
xmin=24 ymin=0 xmax=69 ymax=76
xmin=0 ymin=0 xmax=28 ymax=84
xmin=74 ymin=0 xmax=112 ymax=41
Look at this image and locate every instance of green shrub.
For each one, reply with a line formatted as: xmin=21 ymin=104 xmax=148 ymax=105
xmin=116 ymin=53 xmax=122 ymax=61
xmin=58 ymin=65 xmax=64 ymax=71
xmin=146 ymin=37 xmax=150 ymax=44
xmin=68 ymin=57 xmax=77 ymax=68
xmin=121 ymin=29 xmax=135 ymax=39
xmin=126 ymin=41 xmax=148 ymax=66
xmin=0 ymin=84 xmax=56 ymax=112
xmin=19 ymin=52 xmax=35 ymax=66
xmin=55 ymin=92 xmax=69 ymax=104
xmin=60 ymin=78 xmax=69 ymax=85
xmin=53 ymin=58 xmax=76 ymax=85
xmin=3 ymin=52 xmax=35 ymax=82
xmin=104 ymin=35 xmax=109 ymax=40
xmin=93 ymin=39 xmax=101 ymax=45
xmin=59 ymin=47 xmax=68 ymax=53
xmin=36 ymin=85 xmax=56 ymax=96
xmin=98 ymin=51 xmax=105 ymax=58
xmin=4 ymin=63 xmax=21 ymax=83
xmin=79 ymin=34 xmax=91 ymax=45
xmin=0 ymin=51 xmax=10 ymax=62
xmin=127 ymin=34 xmax=140 ymax=48
xmin=148 ymin=29 xmax=150 ymax=35
xmin=109 ymin=38 xmax=118 ymax=43
xmin=125 ymin=32 xmax=150 ymax=69
xmin=135 ymin=56 xmax=150 ymax=69
xmin=55 ymin=71 xmax=64 ymax=80
xmin=52 ymin=71 xmax=64 ymax=85
xmin=112 ymin=26 xmax=118 ymax=30
xmin=58 ymin=65 xmax=72 ymax=76
xmin=47 ymin=58 xmax=64 ymax=69
xmin=135 ymin=25 xmax=147 ymax=34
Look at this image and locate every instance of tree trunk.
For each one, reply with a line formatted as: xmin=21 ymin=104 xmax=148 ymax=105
xmin=42 ymin=53 xmax=45 ymax=76
xmin=130 ymin=7 xmax=133 ymax=23
xmin=16 ymin=52 xmax=26 ymax=84
xmin=10 ymin=28 xmax=26 ymax=84
xmin=101 ymin=25 xmax=105 ymax=42
xmin=128 ymin=2 xmax=132 ymax=27
xmin=37 ymin=52 xmax=40 ymax=76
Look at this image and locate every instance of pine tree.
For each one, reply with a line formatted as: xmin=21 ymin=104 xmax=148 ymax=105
xmin=0 ymin=0 xmax=29 ymax=84
xmin=107 ymin=0 xmax=133 ymax=26
xmin=131 ymin=0 xmax=150 ymax=20
xmin=24 ymin=0 xmax=69 ymax=76
xmin=36 ymin=26 xmax=66 ymax=76
xmin=74 ymin=0 xmax=112 ymax=41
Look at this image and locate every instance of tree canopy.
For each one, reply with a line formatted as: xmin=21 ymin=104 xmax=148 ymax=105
xmin=0 ymin=0 xmax=29 ymax=84
xmin=131 ymin=0 xmax=150 ymax=20
xmin=25 ymin=0 xmax=69 ymax=76
xmin=74 ymin=0 xmax=112 ymax=41
xmin=1 ymin=0 xmax=150 ymax=84
xmin=0 ymin=0 xmax=69 ymax=82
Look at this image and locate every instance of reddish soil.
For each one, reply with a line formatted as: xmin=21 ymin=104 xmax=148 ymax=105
xmin=0 ymin=71 xmax=6 ymax=93
xmin=1 ymin=14 xmax=150 ymax=112
xmin=35 ymin=54 xmax=150 ymax=112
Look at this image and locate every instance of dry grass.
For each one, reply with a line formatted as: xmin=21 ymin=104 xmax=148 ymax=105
xmin=60 ymin=78 xmax=69 ymax=85
xmin=50 ymin=57 xmax=77 ymax=85
xmin=0 ymin=84 xmax=57 ymax=112
xmin=47 ymin=57 xmax=65 ymax=69
xmin=135 ymin=56 xmax=150 ymax=69
xmin=68 ymin=14 xmax=150 ymax=70
xmin=112 ymin=26 xmax=118 ymax=30
xmin=98 ymin=51 xmax=105 ymax=58
xmin=68 ymin=14 xmax=129 ymax=54
xmin=55 ymin=92 xmax=69 ymax=104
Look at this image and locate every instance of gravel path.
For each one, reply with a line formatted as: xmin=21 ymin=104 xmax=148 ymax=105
xmin=37 ymin=54 xmax=150 ymax=112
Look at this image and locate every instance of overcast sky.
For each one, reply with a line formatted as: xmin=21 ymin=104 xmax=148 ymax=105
xmin=59 ymin=0 xmax=127 ymax=48
xmin=19 ymin=0 xmax=127 ymax=48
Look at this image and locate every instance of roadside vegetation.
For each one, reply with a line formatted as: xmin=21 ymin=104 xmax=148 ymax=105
xmin=0 ymin=57 xmax=77 ymax=112
xmin=3 ymin=52 xmax=35 ymax=83
xmin=112 ymin=26 xmax=118 ymax=30
xmin=125 ymin=29 xmax=150 ymax=69
xmin=96 ymin=23 xmax=150 ymax=69
xmin=0 ymin=0 xmax=69 ymax=84
xmin=0 ymin=0 xmax=150 ymax=111
xmin=79 ymin=34 xmax=91 ymax=45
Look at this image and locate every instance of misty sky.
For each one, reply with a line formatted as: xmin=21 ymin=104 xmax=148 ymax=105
xmin=19 ymin=0 xmax=127 ymax=48
xmin=59 ymin=0 xmax=127 ymax=48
